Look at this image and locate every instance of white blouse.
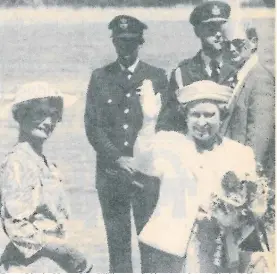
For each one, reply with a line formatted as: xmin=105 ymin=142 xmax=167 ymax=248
xmin=133 ymin=127 xmax=265 ymax=256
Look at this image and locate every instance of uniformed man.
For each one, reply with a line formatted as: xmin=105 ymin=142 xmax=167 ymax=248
xmin=84 ymin=15 xmax=168 ymax=272
xmin=157 ymin=1 xmax=237 ymax=132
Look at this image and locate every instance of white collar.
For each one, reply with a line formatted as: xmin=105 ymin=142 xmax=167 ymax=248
xmin=15 ymin=141 xmax=46 ymax=169
xmin=119 ymin=58 xmax=140 ymax=74
xmin=201 ymin=51 xmax=223 ymax=76
xmin=237 ymin=53 xmax=259 ymax=81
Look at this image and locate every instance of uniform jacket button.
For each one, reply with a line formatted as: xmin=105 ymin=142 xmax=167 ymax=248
xmin=124 ymin=108 xmax=130 ymax=114
xmin=126 ymin=93 xmax=131 ymax=98
xmin=123 ymin=124 xmax=129 ymax=130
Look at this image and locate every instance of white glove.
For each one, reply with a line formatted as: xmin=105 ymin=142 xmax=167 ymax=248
xmin=138 ymin=79 xmax=161 ymax=120
xmin=132 ymin=80 xmax=161 ymax=176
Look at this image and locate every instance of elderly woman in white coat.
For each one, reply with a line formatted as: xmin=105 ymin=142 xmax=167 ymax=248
xmin=132 ymin=80 xmax=269 ymax=272
xmin=0 ymin=82 xmax=93 ymax=272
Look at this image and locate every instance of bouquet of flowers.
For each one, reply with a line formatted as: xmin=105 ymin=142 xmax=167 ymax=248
xmin=211 ymin=171 xmax=256 ymax=225
xmin=208 ymin=171 xmax=269 ymax=269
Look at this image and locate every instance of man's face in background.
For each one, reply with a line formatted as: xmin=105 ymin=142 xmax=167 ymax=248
xmin=222 ymin=24 xmax=258 ymax=65
xmin=224 ymin=38 xmax=253 ymax=65
xmin=195 ymin=22 xmax=225 ymax=54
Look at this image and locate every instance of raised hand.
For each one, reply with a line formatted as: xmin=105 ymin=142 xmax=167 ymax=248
xmin=137 ymin=79 xmax=162 ymax=120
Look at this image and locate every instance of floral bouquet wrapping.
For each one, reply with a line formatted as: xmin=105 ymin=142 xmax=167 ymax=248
xmin=208 ymin=170 xmax=269 ymax=269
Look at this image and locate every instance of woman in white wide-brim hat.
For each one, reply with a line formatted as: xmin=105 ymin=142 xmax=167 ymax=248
xmin=132 ymin=80 xmax=269 ymax=272
xmin=0 ymin=82 xmax=93 ymax=272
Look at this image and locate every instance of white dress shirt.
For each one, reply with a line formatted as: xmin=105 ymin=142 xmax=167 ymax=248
xmin=119 ymin=58 xmax=140 ymax=79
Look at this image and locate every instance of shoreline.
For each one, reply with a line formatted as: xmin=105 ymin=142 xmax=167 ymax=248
xmin=0 ymin=7 xmax=274 ymax=24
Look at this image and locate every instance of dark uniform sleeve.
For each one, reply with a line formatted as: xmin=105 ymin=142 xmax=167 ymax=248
xmin=155 ymin=68 xmax=169 ymax=105
xmin=168 ymin=68 xmax=179 ymax=95
xmin=246 ymin=71 xmax=275 ymax=172
xmin=84 ymin=72 xmax=123 ymax=162
xmin=156 ymin=69 xmax=184 ymax=132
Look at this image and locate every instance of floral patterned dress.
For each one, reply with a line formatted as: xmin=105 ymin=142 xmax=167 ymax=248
xmin=0 ymin=142 xmax=70 ymax=270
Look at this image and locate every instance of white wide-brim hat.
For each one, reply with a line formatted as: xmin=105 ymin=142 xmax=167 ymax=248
xmin=0 ymin=81 xmax=77 ymax=120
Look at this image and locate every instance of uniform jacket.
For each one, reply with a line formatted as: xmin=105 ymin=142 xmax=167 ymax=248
xmin=84 ymin=60 xmax=168 ymax=172
xmin=0 ymin=142 xmax=70 ymax=259
xmin=156 ymin=50 xmax=237 ymax=132
xmin=225 ymin=55 xmax=275 ymax=182
xmin=169 ymin=50 xmax=237 ymax=92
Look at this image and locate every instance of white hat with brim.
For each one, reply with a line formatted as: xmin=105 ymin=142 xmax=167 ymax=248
xmin=176 ymin=80 xmax=233 ymax=104
xmin=0 ymin=81 xmax=77 ymax=120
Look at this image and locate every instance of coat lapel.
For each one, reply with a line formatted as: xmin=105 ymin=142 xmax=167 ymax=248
xmin=106 ymin=61 xmax=130 ymax=89
xmin=189 ymin=51 xmax=210 ymax=81
xmin=190 ymin=51 xmax=238 ymax=84
xmin=128 ymin=61 xmax=148 ymax=89
xmin=219 ymin=62 xmax=238 ymax=85
xmin=102 ymin=62 xmax=130 ymax=105
xmin=106 ymin=61 xmax=146 ymax=92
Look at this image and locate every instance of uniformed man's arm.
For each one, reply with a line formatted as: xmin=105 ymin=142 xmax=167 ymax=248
xmin=147 ymin=69 xmax=168 ymax=133
xmin=84 ymin=73 xmax=122 ymax=161
xmin=154 ymin=68 xmax=169 ymax=105
xmin=246 ymin=72 xmax=275 ymax=172
xmin=156 ymin=69 xmax=183 ymax=132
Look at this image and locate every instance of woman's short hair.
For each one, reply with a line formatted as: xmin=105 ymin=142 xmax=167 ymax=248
xmin=178 ymin=99 xmax=229 ymax=121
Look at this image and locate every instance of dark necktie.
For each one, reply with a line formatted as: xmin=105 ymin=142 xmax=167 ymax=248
xmin=210 ymin=59 xmax=220 ymax=83
xmin=122 ymin=68 xmax=133 ymax=80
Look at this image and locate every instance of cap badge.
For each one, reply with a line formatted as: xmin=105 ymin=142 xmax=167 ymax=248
xmin=119 ymin=18 xmax=128 ymax=30
xmin=212 ymin=5 xmax=221 ymax=16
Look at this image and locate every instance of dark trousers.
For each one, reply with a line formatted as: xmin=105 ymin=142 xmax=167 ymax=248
xmin=139 ymin=244 xmax=185 ymax=273
xmin=97 ymin=169 xmax=160 ymax=272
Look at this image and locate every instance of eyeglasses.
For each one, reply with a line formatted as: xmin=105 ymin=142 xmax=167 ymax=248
xmin=224 ymin=39 xmax=246 ymax=51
